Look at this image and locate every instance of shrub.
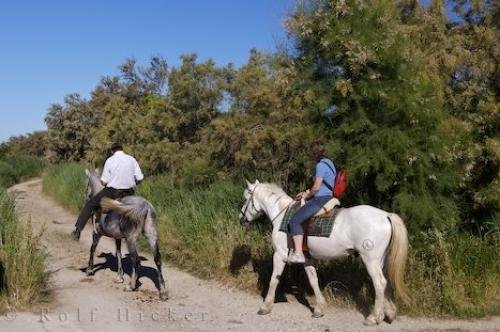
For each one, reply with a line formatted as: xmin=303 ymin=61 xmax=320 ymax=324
xmin=0 ymin=189 xmax=47 ymax=310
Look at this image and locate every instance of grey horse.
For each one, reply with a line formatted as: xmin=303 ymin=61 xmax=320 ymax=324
xmin=84 ymin=169 xmax=168 ymax=301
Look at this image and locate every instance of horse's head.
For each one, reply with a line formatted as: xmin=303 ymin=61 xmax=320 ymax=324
xmin=239 ymin=179 xmax=263 ymax=228
xmin=84 ymin=168 xmax=103 ymax=202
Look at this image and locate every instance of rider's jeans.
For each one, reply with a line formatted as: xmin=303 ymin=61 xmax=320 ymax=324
xmin=289 ymin=195 xmax=332 ymax=236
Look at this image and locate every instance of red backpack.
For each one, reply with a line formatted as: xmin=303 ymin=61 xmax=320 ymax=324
xmin=321 ymin=161 xmax=348 ymax=198
xmin=333 ymin=170 xmax=348 ymax=198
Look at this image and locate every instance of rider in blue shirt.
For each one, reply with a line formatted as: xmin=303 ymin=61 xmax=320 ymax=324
xmin=288 ymin=141 xmax=336 ymax=264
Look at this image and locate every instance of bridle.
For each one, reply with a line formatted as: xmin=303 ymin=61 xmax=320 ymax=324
xmin=239 ymin=186 xmax=259 ymax=227
xmin=239 ymin=185 xmax=294 ymax=227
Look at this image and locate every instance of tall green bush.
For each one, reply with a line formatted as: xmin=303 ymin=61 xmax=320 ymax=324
xmin=0 ymin=155 xmax=45 ymax=188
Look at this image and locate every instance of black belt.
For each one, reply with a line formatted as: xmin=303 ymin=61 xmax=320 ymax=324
xmin=109 ymin=187 xmax=135 ymax=198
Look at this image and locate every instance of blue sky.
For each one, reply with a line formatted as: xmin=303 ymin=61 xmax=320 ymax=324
xmin=0 ymin=0 xmax=295 ymax=142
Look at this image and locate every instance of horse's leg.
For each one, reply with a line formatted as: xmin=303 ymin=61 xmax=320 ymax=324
xmin=151 ymin=242 xmax=168 ymax=301
xmin=86 ymin=231 xmax=102 ymax=276
xmin=144 ymin=211 xmax=168 ymax=300
xmin=383 ymin=283 xmax=397 ymax=323
xmin=258 ymin=251 xmax=286 ymax=315
xmin=115 ymin=239 xmax=124 ymax=283
xmin=124 ymin=238 xmax=139 ymax=292
xmin=304 ymin=260 xmax=326 ymax=318
xmin=362 ymin=257 xmax=387 ymax=326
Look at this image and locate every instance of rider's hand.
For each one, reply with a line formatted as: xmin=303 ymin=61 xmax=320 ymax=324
xmin=295 ymin=192 xmax=305 ymax=201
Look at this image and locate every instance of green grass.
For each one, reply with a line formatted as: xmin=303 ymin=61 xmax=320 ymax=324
xmin=404 ymin=231 xmax=500 ymax=317
xmin=42 ymin=163 xmax=86 ymax=212
xmin=0 ymin=155 xmax=48 ymax=312
xmin=0 ymin=155 xmax=45 ymax=187
xmin=42 ymin=163 xmax=500 ymax=318
xmin=0 ymin=189 xmax=48 ymax=312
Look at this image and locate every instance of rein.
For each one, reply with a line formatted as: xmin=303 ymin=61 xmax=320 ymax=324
xmin=269 ymin=195 xmax=294 ymax=225
xmin=92 ymin=214 xmax=97 ymax=233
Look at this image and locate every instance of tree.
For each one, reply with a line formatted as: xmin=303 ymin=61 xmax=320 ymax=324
xmin=444 ymin=0 xmax=500 ymax=235
xmin=284 ymin=0 xmax=475 ymax=233
xmin=45 ymin=94 xmax=95 ymax=162
xmin=201 ymin=49 xmax=313 ymax=189
xmin=5 ymin=131 xmax=47 ymax=157
xmin=167 ymin=54 xmax=227 ymax=143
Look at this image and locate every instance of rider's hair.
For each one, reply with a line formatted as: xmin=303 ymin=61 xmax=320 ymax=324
xmin=111 ymin=143 xmax=123 ymax=153
xmin=309 ymin=141 xmax=326 ymax=161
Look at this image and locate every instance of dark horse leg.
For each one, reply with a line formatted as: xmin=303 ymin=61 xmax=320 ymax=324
xmin=86 ymin=231 xmax=102 ymax=276
xmin=125 ymin=237 xmax=140 ymax=292
xmin=115 ymin=239 xmax=124 ymax=283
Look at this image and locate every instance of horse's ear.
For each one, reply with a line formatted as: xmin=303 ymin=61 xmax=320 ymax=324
xmin=245 ymin=179 xmax=252 ymax=187
xmin=255 ymin=179 xmax=260 ymax=184
xmin=85 ymin=169 xmax=90 ymax=176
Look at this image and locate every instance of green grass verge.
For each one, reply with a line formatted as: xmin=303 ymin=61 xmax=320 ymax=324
xmin=0 ymin=154 xmax=48 ymax=312
xmin=0 ymin=189 xmax=48 ymax=312
xmin=42 ymin=163 xmax=86 ymax=212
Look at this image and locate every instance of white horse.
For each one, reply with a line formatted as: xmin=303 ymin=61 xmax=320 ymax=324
xmin=238 ymin=180 xmax=410 ymax=326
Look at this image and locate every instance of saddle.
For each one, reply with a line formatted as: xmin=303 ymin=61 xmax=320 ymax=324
xmin=115 ymin=188 xmax=135 ymax=199
xmin=301 ymin=199 xmax=341 ymax=251
xmin=280 ymin=197 xmax=342 ymax=251
xmin=309 ymin=197 xmax=341 ymax=218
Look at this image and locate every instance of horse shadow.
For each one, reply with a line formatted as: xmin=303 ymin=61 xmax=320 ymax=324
xmin=229 ymin=244 xmax=373 ymax=317
xmin=229 ymin=245 xmax=312 ymax=311
xmin=80 ymin=252 xmax=162 ymax=291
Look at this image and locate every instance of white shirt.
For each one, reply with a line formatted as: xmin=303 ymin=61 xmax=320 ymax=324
xmin=101 ymin=151 xmax=144 ymax=189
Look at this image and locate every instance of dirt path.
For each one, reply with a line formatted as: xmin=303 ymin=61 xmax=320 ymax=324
xmin=2 ymin=179 xmax=499 ymax=331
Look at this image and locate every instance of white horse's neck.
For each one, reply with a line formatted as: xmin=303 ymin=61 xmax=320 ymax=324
xmin=255 ymin=185 xmax=294 ymax=230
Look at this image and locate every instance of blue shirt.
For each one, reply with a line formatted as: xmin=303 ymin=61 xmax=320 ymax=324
xmin=314 ymin=158 xmax=336 ymax=197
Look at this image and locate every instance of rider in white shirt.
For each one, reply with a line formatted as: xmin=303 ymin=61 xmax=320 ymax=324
xmin=71 ymin=143 xmax=144 ymax=240
xmin=101 ymin=150 xmax=143 ymax=189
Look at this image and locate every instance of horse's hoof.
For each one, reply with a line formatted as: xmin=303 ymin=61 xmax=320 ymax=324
xmin=257 ymin=307 xmax=271 ymax=315
xmin=114 ymin=276 xmax=124 ymax=284
xmin=363 ymin=315 xmax=379 ymax=326
xmin=312 ymin=309 xmax=324 ymax=318
xmin=159 ymin=291 xmax=169 ymax=301
xmin=124 ymin=285 xmax=135 ymax=292
xmin=385 ymin=309 xmax=397 ymax=323
xmin=86 ymin=269 xmax=94 ymax=276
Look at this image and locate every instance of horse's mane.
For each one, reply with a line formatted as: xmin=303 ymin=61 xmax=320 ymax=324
xmin=87 ymin=169 xmax=103 ymax=192
xmin=255 ymin=182 xmax=290 ymax=200
xmin=259 ymin=183 xmax=287 ymax=195
xmin=254 ymin=182 xmax=293 ymax=210
xmin=88 ymin=169 xmax=100 ymax=180
xmin=89 ymin=169 xmax=99 ymax=177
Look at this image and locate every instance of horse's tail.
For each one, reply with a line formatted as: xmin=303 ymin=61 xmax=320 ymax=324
xmin=386 ymin=213 xmax=411 ymax=305
xmin=100 ymin=197 xmax=151 ymax=226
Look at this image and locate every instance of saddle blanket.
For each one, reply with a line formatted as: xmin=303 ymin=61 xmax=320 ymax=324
xmin=279 ymin=202 xmax=341 ymax=237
